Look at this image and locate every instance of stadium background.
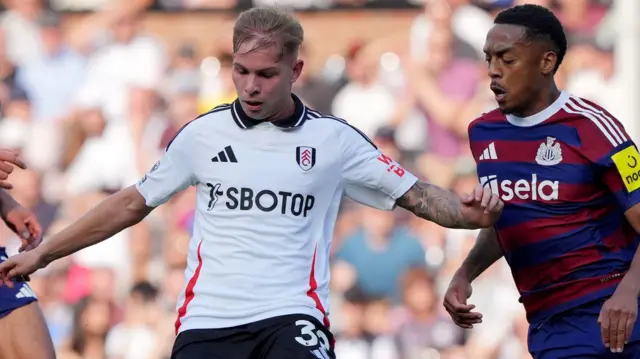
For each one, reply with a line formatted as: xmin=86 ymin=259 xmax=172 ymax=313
xmin=0 ymin=0 xmax=638 ymax=358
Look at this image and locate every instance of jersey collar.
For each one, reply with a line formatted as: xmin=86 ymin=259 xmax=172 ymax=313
xmin=231 ymin=94 xmax=307 ymax=129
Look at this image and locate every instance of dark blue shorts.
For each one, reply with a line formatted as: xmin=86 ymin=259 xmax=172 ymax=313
xmin=529 ymin=299 xmax=640 ymax=358
xmin=0 ymin=248 xmax=37 ymax=319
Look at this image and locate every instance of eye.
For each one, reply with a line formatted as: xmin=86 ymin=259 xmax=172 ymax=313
xmin=235 ymin=67 xmax=248 ymax=75
xmin=259 ymin=72 xmax=276 ymax=79
xmin=502 ymin=58 xmax=516 ymax=65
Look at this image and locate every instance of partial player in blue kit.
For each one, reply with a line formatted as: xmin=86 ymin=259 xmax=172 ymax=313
xmin=443 ymin=4 xmax=640 ymax=359
xmin=0 ymin=148 xmax=55 ymax=359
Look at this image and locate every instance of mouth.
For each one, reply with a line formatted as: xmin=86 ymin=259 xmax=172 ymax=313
xmin=490 ymin=84 xmax=507 ymax=103
xmin=243 ymin=100 xmax=263 ymax=111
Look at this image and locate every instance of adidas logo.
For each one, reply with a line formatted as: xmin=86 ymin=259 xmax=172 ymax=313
xmin=15 ymin=284 xmax=36 ymax=299
xmin=479 ymin=142 xmax=497 ymax=160
xmin=212 ymin=146 xmax=238 ymax=163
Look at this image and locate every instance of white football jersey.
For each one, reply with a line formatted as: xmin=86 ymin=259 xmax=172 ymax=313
xmin=135 ymin=95 xmax=418 ymax=333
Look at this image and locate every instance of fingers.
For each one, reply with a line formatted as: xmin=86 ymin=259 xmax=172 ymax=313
xmin=480 ymin=185 xmax=492 ymax=209
xmin=26 ymin=217 xmax=43 ymax=241
xmin=0 ymin=261 xmax=16 ymax=288
xmin=444 ymin=305 xmax=482 ymax=328
xmin=0 ymin=150 xmax=27 ymax=190
xmin=460 ymin=192 xmax=473 ymax=205
xmin=626 ymin=315 xmax=636 ymax=345
xmin=0 ymin=149 xmax=26 ymax=170
xmin=0 ymin=161 xmax=15 ymax=180
xmin=609 ymin=312 xmax=622 ymax=353
xmin=599 ymin=310 xmax=610 ymax=349
xmin=473 ymin=184 xmax=484 ymax=202
xmin=484 ymin=191 xmax=503 ymax=214
xmin=443 ymin=295 xmax=482 ymax=329
xmin=20 ymin=217 xmax=43 ymax=252
xmin=0 ymin=180 xmax=13 ymax=190
xmin=443 ymin=296 xmax=475 ymax=313
xmin=612 ymin=314 xmax=627 ymax=353
xmin=461 ymin=184 xmax=490 ymax=205
xmin=23 ymin=237 xmax=42 ymax=252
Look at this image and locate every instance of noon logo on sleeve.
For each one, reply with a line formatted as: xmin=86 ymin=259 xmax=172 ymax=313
xmin=612 ymin=145 xmax=640 ymax=192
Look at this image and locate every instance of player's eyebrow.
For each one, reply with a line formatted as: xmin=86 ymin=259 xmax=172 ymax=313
xmin=233 ymin=63 xmax=279 ymax=73
xmin=484 ymin=45 xmax=514 ymax=55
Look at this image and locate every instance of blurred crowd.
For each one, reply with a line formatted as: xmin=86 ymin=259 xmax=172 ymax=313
xmin=0 ymin=0 xmax=629 ymax=358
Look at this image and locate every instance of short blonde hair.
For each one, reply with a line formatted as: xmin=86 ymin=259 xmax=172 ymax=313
xmin=233 ymin=7 xmax=304 ymax=60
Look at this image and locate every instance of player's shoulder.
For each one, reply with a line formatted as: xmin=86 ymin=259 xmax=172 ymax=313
xmin=467 ymin=108 xmax=505 ymax=133
xmin=304 ymin=107 xmax=377 ymax=148
xmin=166 ymin=103 xmax=233 ymax=150
xmin=560 ymin=94 xmax=629 ymax=146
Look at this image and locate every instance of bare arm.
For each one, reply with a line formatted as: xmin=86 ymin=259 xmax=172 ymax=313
xmin=616 ymin=204 xmax=640 ymax=296
xmin=455 ymin=227 xmax=504 ymax=282
xmin=395 ymin=180 xmax=504 ymax=229
xmin=38 ymin=186 xmax=152 ymax=266
xmin=0 ymin=190 xmax=21 ymax=220
xmin=396 ymin=181 xmax=470 ymax=228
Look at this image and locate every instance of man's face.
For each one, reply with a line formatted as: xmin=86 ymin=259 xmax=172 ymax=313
xmin=483 ymin=24 xmax=555 ymax=115
xmin=232 ymin=39 xmax=303 ymax=120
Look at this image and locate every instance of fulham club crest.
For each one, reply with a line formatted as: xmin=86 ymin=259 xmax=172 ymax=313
xmin=296 ymin=146 xmax=316 ymax=171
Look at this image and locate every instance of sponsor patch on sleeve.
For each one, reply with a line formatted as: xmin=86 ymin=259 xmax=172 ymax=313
xmin=611 ymin=145 xmax=640 ymax=192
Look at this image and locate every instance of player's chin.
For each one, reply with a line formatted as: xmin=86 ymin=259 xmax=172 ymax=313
xmin=497 ymin=101 xmax=514 ymax=114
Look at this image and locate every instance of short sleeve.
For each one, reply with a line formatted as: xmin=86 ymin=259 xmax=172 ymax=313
xmin=576 ymin=105 xmax=640 ymax=211
xmin=135 ymin=127 xmax=196 ymax=207
xmin=338 ymin=123 xmax=418 ymax=210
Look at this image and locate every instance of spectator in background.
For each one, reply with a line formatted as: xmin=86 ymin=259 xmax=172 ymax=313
xmin=106 ymin=281 xmax=160 ymax=359
xmin=333 ymin=287 xmax=369 ymax=359
xmin=564 ymin=39 xmax=622 ymax=118
xmin=334 ymin=205 xmax=425 ymax=302
xmin=0 ymin=0 xmax=45 ymax=67
xmin=0 ymin=30 xmax=19 ymax=109
xmin=16 ymin=11 xmax=86 ymax=124
xmin=293 ymin=45 xmax=337 ymax=114
xmin=65 ymin=9 xmax=166 ymax=195
xmin=332 ymin=41 xmax=397 ymax=138
xmin=161 ymin=42 xmax=200 ymax=104
xmin=402 ymin=23 xmax=480 ymax=187
xmin=57 ymin=296 xmax=116 ymax=359
xmin=197 ymin=51 xmax=236 ymax=113
xmin=160 ymin=82 xmax=200 ymax=149
xmin=392 ymin=268 xmax=465 ymax=359
xmin=410 ymin=0 xmax=492 ymax=61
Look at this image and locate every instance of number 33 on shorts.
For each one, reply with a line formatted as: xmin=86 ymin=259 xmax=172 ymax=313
xmin=294 ymin=320 xmax=335 ymax=359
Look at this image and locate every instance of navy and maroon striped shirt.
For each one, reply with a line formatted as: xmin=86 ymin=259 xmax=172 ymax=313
xmin=469 ymin=91 xmax=640 ymax=324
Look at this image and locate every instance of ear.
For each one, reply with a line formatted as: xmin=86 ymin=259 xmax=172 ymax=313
xmin=540 ymin=51 xmax=557 ymax=76
xmin=291 ymin=59 xmax=304 ymax=83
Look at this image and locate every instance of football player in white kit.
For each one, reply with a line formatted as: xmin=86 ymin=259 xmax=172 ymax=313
xmin=0 ymin=7 xmax=503 ymax=359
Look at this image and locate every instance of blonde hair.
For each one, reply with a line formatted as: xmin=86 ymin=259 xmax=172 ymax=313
xmin=233 ymin=7 xmax=304 ymax=60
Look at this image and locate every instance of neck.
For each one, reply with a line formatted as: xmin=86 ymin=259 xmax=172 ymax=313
xmin=267 ymin=95 xmax=296 ymax=122
xmin=515 ymin=82 xmax=561 ymax=118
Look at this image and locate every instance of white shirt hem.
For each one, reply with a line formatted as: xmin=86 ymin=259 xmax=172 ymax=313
xmin=177 ymin=306 xmax=326 ymax=333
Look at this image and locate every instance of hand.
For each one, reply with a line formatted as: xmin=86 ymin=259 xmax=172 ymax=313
xmin=443 ymin=274 xmax=482 ymax=329
xmin=0 ymin=248 xmax=46 ymax=288
xmin=3 ymin=206 xmax=43 ymax=252
xmin=599 ymin=287 xmax=638 ymax=353
xmin=460 ymin=184 xmax=504 ymax=228
xmin=0 ymin=149 xmax=26 ymax=189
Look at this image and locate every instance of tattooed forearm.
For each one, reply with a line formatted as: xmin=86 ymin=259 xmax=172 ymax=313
xmin=458 ymin=228 xmax=503 ymax=281
xmin=396 ymin=181 xmax=471 ymax=229
xmin=0 ymin=189 xmax=20 ymax=220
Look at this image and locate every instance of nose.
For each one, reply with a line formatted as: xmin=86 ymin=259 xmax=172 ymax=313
xmin=244 ymin=74 xmax=260 ymax=96
xmin=487 ymin=60 xmax=501 ymax=80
